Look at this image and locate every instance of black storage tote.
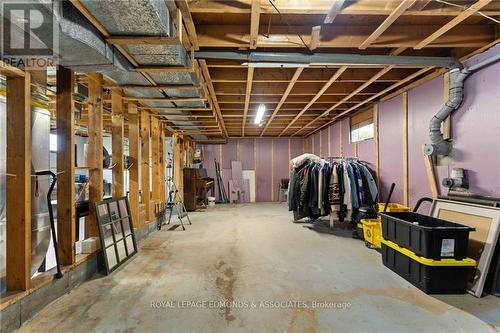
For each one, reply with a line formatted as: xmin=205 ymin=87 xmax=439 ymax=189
xmin=379 ymin=212 xmax=475 ymax=260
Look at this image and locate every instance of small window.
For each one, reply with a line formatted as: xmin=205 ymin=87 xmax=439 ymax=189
xmin=350 ymin=108 xmax=374 ymax=143
xmin=50 ymin=133 xmax=57 ymax=152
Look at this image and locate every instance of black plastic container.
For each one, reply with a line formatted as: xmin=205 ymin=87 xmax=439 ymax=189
xmin=381 ymin=243 xmax=472 ymax=294
xmin=379 ymin=212 xmax=474 ymax=260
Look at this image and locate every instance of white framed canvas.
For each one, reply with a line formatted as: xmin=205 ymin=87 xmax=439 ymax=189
xmin=430 ymin=199 xmax=500 ymax=297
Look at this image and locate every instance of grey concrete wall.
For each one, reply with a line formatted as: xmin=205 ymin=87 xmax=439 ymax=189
xmin=0 ymin=218 xmax=158 ymax=333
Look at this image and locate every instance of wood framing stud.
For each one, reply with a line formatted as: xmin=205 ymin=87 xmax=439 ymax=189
xmin=56 ymin=66 xmax=76 ymax=265
xmin=309 ymin=26 xmax=321 ymax=50
xmin=112 ymin=88 xmax=125 ymax=197
xmin=141 ymin=111 xmax=152 ymax=222
xmin=128 ymin=102 xmax=140 ymax=229
xmin=403 ymin=92 xmax=409 ymax=206
xmin=87 ymin=73 xmax=103 ymax=238
xmin=6 ymin=72 xmax=31 ymax=291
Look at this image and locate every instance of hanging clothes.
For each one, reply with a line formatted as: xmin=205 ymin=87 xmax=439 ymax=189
xmin=288 ymin=154 xmax=331 ymax=221
xmin=327 ymin=158 xmax=379 ymax=223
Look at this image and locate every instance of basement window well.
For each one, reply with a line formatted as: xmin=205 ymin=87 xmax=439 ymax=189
xmin=350 ymin=108 xmax=374 ymax=143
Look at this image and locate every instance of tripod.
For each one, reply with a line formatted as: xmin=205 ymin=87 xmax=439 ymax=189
xmin=161 ymin=176 xmax=191 ymax=230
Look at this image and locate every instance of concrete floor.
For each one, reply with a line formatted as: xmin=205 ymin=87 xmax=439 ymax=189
xmin=17 ymin=203 xmax=500 ymax=333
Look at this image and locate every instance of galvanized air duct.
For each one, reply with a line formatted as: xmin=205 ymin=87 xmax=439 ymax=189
xmin=194 ymin=51 xmax=462 ymax=68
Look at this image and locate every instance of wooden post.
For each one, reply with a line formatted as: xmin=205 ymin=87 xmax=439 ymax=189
xmin=151 ymin=116 xmax=160 ymax=203
xmin=6 ymin=72 xmax=31 ymax=290
xmin=374 ymin=104 xmax=380 ymax=191
xmin=172 ymin=132 xmax=184 ymax=200
xmin=128 ymin=102 xmax=140 ymax=228
xmin=87 ymin=73 xmax=103 ymax=237
xmin=140 ymin=111 xmax=151 ymax=222
xmin=56 ymin=66 xmax=76 ymax=265
xmin=111 ymin=88 xmax=124 ymax=197
xmin=159 ymin=126 xmax=166 ymax=203
xmin=402 ymin=92 xmax=409 ymax=206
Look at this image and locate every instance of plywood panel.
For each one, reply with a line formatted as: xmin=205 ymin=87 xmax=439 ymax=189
xmin=256 ymin=138 xmax=273 ymax=202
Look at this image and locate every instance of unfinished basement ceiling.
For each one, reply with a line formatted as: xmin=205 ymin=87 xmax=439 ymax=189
xmin=69 ymin=0 xmax=500 ymax=139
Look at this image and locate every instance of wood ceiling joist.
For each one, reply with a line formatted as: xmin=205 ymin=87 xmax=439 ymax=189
xmin=188 ymin=0 xmax=500 ymax=16
xmin=307 ymin=66 xmax=432 ymax=136
xmin=122 ymin=97 xmax=207 ymax=103
xmin=106 ymin=35 xmax=180 ymax=45
xmin=414 ymin=0 xmax=494 ymax=49
xmin=293 ymin=66 xmax=394 ymax=135
xmin=106 ymin=84 xmax=200 ymax=90
xmin=411 ymin=0 xmax=433 ymax=11
xmin=199 ymin=59 xmax=228 ymax=137
xmin=250 ymin=0 xmax=260 ymax=49
xmin=279 ymin=66 xmax=348 ymax=136
xmin=175 ymin=0 xmax=200 ymax=50
xmin=196 ymin=24 xmax=493 ymax=49
xmin=242 ymin=68 xmax=255 ymax=136
xmin=358 ymin=0 xmax=417 ymax=49
xmin=260 ymin=67 xmax=304 ymax=136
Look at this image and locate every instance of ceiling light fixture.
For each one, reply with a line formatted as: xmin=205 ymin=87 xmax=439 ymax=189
xmin=254 ymin=104 xmax=266 ymax=125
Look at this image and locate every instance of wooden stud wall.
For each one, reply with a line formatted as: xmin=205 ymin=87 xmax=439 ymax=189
xmin=111 ymin=89 xmax=124 ymax=197
xmin=6 ymin=72 xmax=31 ymax=291
xmin=128 ymin=102 xmax=140 ymax=229
xmin=140 ymin=111 xmax=151 ymax=222
xmin=87 ymin=73 xmax=103 ymax=237
xmin=56 ymin=67 xmax=76 ymax=265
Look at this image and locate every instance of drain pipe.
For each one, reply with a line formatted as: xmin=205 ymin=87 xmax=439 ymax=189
xmin=424 ymin=52 xmax=500 ymax=156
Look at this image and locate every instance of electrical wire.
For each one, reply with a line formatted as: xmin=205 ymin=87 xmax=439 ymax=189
xmin=267 ymin=0 xmax=311 ymax=51
xmin=434 ymin=0 xmax=500 ymax=24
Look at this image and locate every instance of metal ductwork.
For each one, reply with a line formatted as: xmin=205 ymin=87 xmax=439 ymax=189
xmin=29 ymin=1 xmax=208 ymax=138
xmin=424 ymin=52 xmax=500 ymax=156
xmin=194 ymin=51 xmax=463 ymax=69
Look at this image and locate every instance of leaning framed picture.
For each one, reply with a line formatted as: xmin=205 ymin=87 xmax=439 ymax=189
xmin=95 ymin=197 xmax=138 ymax=274
xmin=430 ymin=199 xmax=500 ymax=297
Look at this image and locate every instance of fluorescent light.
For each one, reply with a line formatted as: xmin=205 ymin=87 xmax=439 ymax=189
xmin=242 ymin=62 xmax=309 ymax=68
xmin=254 ymin=104 xmax=266 ymax=124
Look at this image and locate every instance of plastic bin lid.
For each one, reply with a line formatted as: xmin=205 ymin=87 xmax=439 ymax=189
xmin=380 ymin=238 xmax=476 ymax=267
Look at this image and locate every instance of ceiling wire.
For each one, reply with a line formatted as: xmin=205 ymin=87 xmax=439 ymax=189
xmin=434 ymin=0 xmax=500 ymax=24
xmin=267 ymin=0 xmax=311 ymax=51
